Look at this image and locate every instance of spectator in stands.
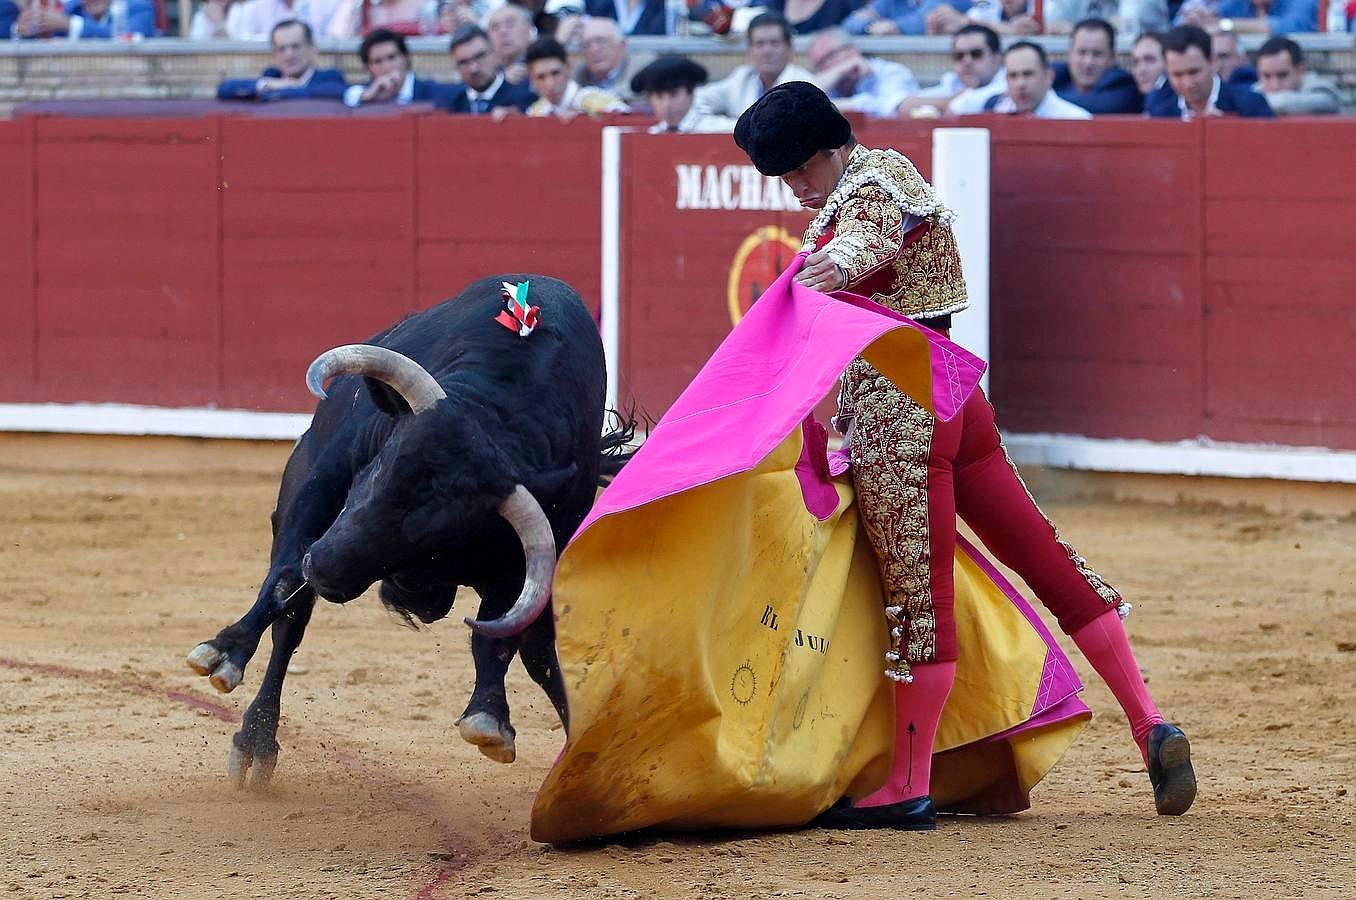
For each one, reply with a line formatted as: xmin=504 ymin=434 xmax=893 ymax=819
xmin=845 ymin=0 xmax=973 ymax=35
xmin=1053 ymin=18 xmax=1142 ymax=114
xmin=808 ymin=27 xmax=921 ymax=117
xmin=190 ymin=0 xmax=253 ymax=40
xmin=489 ymin=4 xmax=536 ymax=84
xmin=439 ymin=0 xmax=482 ymax=34
xmin=896 ymin=23 xmax=1006 ymax=116
xmin=1254 ymin=35 xmax=1340 ymax=115
xmin=234 ymin=0 xmax=352 ymax=40
xmin=1042 ymin=0 xmax=1120 ymax=34
xmin=217 ymin=20 xmax=347 ymax=101
xmin=1131 ymin=31 xmax=1167 ymax=96
xmin=1145 ymin=25 xmax=1273 ymax=117
xmin=583 ymin=0 xmax=665 ymax=35
xmin=522 ymin=37 xmax=629 ymax=117
xmin=574 ymin=16 xmax=651 ymax=104
xmin=630 ymin=56 xmax=736 ymax=132
xmin=925 ymin=0 xmax=1039 ymax=35
xmin=760 ymin=0 xmax=861 ymax=34
xmin=1211 ymin=29 xmax=1256 ymax=86
xmin=439 ymin=23 xmax=537 ymax=113
xmin=343 ymin=28 xmax=447 ymax=107
xmin=12 ymin=0 xmax=158 ymax=38
xmin=693 ymin=13 xmax=813 ymax=120
xmin=986 ymin=40 xmax=1094 ymax=117
xmin=1178 ymin=0 xmax=1318 ymax=35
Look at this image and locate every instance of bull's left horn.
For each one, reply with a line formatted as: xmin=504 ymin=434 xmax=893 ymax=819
xmin=465 ymin=485 xmax=556 ymax=638
xmin=306 ymin=345 xmax=447 ymax=415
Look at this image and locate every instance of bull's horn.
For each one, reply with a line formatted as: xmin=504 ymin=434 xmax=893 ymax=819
xmin=465 ymin=485 xmax=556 ymax=638
xmin=306 ymin=345 xmax=447 ymax=415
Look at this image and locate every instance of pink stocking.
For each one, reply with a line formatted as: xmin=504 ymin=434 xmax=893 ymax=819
xmin=857 ymin=661 xmax=955 ymax=807
xmin=1071 ymin=610 xmax=1166 ymax=762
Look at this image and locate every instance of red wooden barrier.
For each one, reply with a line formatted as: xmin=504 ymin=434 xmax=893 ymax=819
xmin=0 ymin=114 xmax=1352 ymax=452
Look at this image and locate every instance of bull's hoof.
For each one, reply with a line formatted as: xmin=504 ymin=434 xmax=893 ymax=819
xmin=226 ymin=742 xmax=278 ymax=789
xmin=457 ymin=712 xmax=516 ymax=764
xmin=186 ymin=642 xmax=244 ymax=693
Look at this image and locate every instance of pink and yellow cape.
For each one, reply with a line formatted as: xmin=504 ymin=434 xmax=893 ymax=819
xmin=530 ymin=259 xmax=1090 ymax=843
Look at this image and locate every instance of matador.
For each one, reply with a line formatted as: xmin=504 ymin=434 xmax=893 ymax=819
xmin=734 ymin=82 xmax=1196 ymax=829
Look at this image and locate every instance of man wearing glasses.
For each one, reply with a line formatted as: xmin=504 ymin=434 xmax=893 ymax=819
xmin=896 ymin=23 xmax=1006 ymax=117
xmin=439 ymin=24 xmax=537 ymax=115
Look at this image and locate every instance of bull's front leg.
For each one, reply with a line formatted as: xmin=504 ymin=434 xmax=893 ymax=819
xmin=186 ymin=570 xmax=306 ymax=694
xmin=457 ymin=625 xmax=523 ymax=764
xmin=226 ymin=593 xmax=316 ymax=787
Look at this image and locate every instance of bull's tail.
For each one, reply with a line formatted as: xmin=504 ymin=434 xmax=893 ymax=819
xmin=598 ymin=404 xmax=648 ymax=486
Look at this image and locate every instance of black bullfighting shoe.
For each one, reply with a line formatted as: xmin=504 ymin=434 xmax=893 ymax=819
xmin=810 ymin=795 xmax=937 ymax=831
xmin=1147 ymin=723 xmax=1197 ymax=816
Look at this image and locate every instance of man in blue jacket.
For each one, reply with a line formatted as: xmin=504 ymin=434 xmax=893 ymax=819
xmin=10 ymin=0 xmax=158 ymax=39
xmin=343 ymin=28 xmax=447 ymax=108
xmin=438 ymin=24 xmax=536 ymax=115
xmin=1052 ymin=18 xmax=1141 ymax=114
xmin=1145 ymin=25 xmax=1272 ymax=119
xmin=217 ymin=19 xmax=346 ymax=103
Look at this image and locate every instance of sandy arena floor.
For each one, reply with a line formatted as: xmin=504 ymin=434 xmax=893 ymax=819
xmin=1 ymin=434 xmax=1353 ymax=899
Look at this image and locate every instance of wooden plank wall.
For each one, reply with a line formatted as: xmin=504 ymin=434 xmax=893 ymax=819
xmin=0 ymin=113 xmax=1350 ymax=451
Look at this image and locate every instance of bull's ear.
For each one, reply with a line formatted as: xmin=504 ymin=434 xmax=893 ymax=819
xmin=365 ymin=377 xmax=413 ymax=417
xmin=525 ymin=464 xmax=578 ymax=501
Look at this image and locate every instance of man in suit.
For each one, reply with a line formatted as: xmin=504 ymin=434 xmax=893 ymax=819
xmin=693 ymin=13 xmax=813 ymax=121
xmin=487 ymin=3 xmax=535 ymax=84
xmin=11 ymin=0 xmax=158 ymax=38
xmin=1145 ymin=25 xmax=1273 ymax=119
xmin=1052 ymin=18 xmax=1142 ymax=114
xmin=439 ymin=24 xmax=537 ymax=115
xmin=217 ymin=19 xmax=346 ymax=102
xmin=583 ymin=0 xmax=666 ymax=36
xmin=343 ymin=28 xmax=447 ymax=108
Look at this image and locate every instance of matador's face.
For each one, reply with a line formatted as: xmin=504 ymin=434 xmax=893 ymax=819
xmin=779 ymin=147 xmax=849 ymax=211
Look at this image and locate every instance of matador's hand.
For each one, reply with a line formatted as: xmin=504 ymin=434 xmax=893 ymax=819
xmin=795 ymin=250 xmax=847 ymax=293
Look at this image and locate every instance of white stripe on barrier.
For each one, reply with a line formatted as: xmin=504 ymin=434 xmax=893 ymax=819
xmin=1 ymin=403 xmax=1352 ymax=483
xmin=600 ymin=126 xmax=627 ymax=415
xmin=1004 ymin=432 xmax=1356 ymax=484
xmin=0 ymin=403 xmax=311 ymax=441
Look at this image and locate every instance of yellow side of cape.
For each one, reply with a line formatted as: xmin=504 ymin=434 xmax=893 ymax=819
xmin=531 ymin=428 xmax=1087 ymax=843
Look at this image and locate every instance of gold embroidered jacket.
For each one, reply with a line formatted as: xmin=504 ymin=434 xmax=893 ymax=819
xmin=800 ymin=145 xmax=968 ymax=319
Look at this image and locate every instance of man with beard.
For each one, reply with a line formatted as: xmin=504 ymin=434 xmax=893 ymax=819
xmin=439 ymin=24 xmax=537 ymax=114
xmin=733 ymin=81 xmax=1195 ymax=828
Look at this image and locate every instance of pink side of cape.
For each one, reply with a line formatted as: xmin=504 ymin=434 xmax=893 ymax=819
xmin=577 ymin=255 xmax=987 ymax=534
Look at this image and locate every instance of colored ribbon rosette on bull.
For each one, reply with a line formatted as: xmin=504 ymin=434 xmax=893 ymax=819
xmin=495 ymin=280 xmax=540 ymax=337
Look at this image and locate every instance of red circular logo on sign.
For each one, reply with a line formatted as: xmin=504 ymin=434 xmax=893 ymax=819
xmin=727 ymin=227 xmax=801 ymax=327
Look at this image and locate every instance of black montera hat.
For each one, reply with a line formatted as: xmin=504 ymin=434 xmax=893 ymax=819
xmin=630 ymin=56 xmax=709 ymax=96
xmin=734 ymin=81 xmax=852 ymax=177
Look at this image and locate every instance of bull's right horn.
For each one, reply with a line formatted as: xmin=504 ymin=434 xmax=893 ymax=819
xmin=306 ymin=345 xmax=447 ymax=415
xmin=465 ymin=485 xmax=556 ymax=638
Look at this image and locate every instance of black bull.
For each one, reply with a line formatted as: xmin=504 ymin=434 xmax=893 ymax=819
xmin=186 ymin=275 xmax=624 ymax=785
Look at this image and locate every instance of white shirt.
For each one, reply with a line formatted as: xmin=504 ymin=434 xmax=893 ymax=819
xmin=991 ymin=89 xmax=1093 ymax=119
xmin=947 ymin=68 xmax=1007 ymax=115
xmin=343 ymin=72 xmax=417 ymax=108
xmin=693 ymin=63 xmax=816 ymax=120
xmin=466 ymin=72 xmax=505 ymax=112
xmin=647 ymin=107 xmax=736 ymax=134
xmin=1177 ymin=74 xmax=1221 ymax=121
xmin=527 ymin=81 xmax=629 ymax=117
